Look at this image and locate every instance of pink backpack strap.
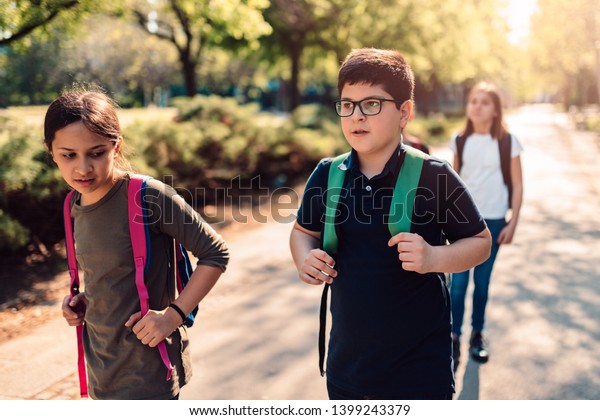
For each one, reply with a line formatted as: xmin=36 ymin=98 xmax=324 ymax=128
xmin=63 ymin=191 xmax=89 ymax=398
xmin=128 ymin=175 xmax=174 ymax=381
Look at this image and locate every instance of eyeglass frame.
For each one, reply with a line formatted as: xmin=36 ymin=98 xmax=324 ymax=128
xmin=333 ymin=97 xmax=406 ymax=117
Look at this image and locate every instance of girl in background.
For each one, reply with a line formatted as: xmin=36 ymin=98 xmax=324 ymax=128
xmin=449 ymin=82 xmax=523 ymax=371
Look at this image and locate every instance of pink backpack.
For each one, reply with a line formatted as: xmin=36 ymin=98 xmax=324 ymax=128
xmin=63 ymin=174 xmax=197 ymax=398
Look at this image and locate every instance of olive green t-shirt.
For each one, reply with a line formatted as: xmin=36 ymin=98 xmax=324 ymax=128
xmin=71 ymin=175 xmax=229 ymax=399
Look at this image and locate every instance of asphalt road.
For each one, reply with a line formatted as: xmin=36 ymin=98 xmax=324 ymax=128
xmin=0 ymin=104 xmax=598 ymax=400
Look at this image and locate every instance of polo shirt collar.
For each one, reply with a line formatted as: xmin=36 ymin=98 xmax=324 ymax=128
xmin=337 ymin=142 xmax=404 ymax=180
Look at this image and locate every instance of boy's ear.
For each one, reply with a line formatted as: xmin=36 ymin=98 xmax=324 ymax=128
xmin=400 ymin=100 xmax=413 ymax=127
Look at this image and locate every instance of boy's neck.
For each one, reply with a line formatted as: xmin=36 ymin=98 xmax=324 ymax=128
xmin=357 ymin=143 xmax=399 ymax=180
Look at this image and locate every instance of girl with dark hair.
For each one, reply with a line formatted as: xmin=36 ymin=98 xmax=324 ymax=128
xmin=46 ymin=86 xmax=229 ymax=399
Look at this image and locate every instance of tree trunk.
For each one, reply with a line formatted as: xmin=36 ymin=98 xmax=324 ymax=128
xmin=180 ymin=51 xmax=197 ymax=97
xmin=288 ymin=41 xmax=303 ymax=111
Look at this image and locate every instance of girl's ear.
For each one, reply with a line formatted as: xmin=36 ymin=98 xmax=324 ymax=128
xmin=115 ymin=136 xmax=123 ymax=155
xmin=44 ymin=143 xmax=56 ymax=163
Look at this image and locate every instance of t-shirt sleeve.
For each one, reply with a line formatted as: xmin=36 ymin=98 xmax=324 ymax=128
xmin=144 ymin=179 xmax=229 ymax=272
xmin=426 ymin=159 xmax=487 ymax=242
xmin=449 ymin=134 xmax=459 ymax=155
xmin=296 ymin=159 xmax=331 ymax=234
xmin=510 ymin=134 xmax=523 ymax=158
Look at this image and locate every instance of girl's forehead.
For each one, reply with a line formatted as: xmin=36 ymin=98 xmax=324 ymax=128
xmin=469 ymin=90 xmax=493 ymax=100
xmin=53 ymin=121 xmax=112 ymax=149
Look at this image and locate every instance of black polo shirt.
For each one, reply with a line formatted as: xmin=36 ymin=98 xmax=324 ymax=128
xmin=297 ymin=144 xmax=486 ymax=397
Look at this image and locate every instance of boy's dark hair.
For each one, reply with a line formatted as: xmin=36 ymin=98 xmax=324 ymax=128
xmin=337 ymin=48 xmax=415 ymax=108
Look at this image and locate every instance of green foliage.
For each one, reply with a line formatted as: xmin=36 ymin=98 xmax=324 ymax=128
xmin=408 ymin=115 xmax=464 ymax=145
xmin=124 ymin=0 xmax=272 ymax=96
xmin=529 ymin=0 xmax=600 ymax=106
xmin=0 ymin=209 xmax=30 ymax=252
xmin=0 ymin=0 xmax=78 ymax=45
xmin=579 ymin=113 xmax=600 ymax=133
xmin=0 ymin=115 xmax=68 ymax=254
xmin=124 ymin=95 xmax=345 ymax=195
xmin=0 ymin=119 xmax=47 ymax=190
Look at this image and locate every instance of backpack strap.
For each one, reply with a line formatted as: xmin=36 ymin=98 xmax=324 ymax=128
xmin=318 ymin=146 xmax=426 ymax=376
xmin=322 ymin=152 xmax=350 ymax=255
xmin=63 ymin=191 xmax=89 ymax=398
xmin=498 ymin=132 xmax=512 ymax=208
xmin=128 ymin=175 xmax=174 ymax=381
xmin=388 ymin=145 xmax=427 ymax=236
xmin=318 ymin=152 xmax=348 ymax=376
xmin=455 ymin=134 xmax=467 ymax=173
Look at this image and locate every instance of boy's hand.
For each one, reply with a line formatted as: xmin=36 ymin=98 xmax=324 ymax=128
xmin=298 ymin=249 xmax=337 ymax=285
xmin=125 ymin=308 xmax=181 ymax=348
xmin=61 ymin=293 xmax=87 ymax=327
xmin=388 ymin=232 xmax=434 ymax=274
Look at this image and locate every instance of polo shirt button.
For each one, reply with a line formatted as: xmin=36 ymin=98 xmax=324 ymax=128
xmin=365 ymin=185 xmax=372 ymax=192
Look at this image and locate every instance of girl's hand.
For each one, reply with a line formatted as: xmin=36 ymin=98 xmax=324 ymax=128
xmin=297 ymin=249 xmax=337 ymax=285
xmin=497 ymin=222 xmax=516 ymax=245
xmin=61 ymin=293 xmax=87 ymax=327
xmin=125 ymin=308 xmax=182 ymax=348
xmin=388 ymin=232 xmax=434 ymax=274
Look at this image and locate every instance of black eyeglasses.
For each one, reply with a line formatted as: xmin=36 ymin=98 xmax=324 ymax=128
xmin=334 ymin=97 xmax=404 ymax=117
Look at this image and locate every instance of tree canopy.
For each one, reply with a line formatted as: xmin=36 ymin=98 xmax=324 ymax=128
xmin=125 ymin=0 xmax=272 ymax=96
xmin=529 ymin=0 xmax=600 ymax=106
xmin=4 ymin=0 xmax=591 ymax=108
xmin=0 ymin=0 xmax=91 ymax=46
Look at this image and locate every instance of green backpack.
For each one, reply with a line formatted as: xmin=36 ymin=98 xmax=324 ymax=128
xmin=318 ymin=145 xmax=428 ymax=375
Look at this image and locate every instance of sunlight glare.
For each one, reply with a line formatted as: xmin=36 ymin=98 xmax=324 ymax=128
xmin=504 ymin=0 xmax=538 ymax=44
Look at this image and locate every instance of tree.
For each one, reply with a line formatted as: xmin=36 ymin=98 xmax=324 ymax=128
xmin=261 ymin=0 xmax=513 ymax=113
xmin=0 ymin=34 xmax=67 ymax=105
xmin=125 ymin=0 xmax=271 ymax=97
xmin=349 ymin=0 xmax=511 ymax=114
xmin=64 ymin=15 xmax=179 ymax=106
xmin=0 ymin=0 xmax=83 ymax=46
xmin=262 ymin=0 xmax=348 ymax=110
xmin=529 ymin=0 xmax=600 ymax=107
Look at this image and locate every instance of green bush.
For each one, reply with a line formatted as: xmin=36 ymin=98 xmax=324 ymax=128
xmin=0 ymin=209 xmax=30 ymax=251
xmin=124 ymin=96 xmax=346 ymax=193
xmin=409 ymin=115 xmax=464 ymax=146
xmin=585 ymin=115 xmax=600 ymax=133
xmin=0 ymin=116 xmax=67 ymax=255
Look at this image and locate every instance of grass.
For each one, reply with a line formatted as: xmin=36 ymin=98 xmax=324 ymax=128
xmin=0 ymin=106 xmax=178 ymax=130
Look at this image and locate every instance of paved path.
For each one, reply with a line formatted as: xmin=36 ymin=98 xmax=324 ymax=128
xmin=0 ymin=104 xmax=598 ymax=400
xmin=453 ymin=105 xmax=600 ymax=399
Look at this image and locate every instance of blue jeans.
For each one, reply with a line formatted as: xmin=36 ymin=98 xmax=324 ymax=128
xmin=450 ymin=218 xmax=506 ymax=336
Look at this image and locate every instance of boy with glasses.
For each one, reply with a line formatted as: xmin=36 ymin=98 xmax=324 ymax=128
xmin=290 ymin=48 xmax=491 ymax=400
